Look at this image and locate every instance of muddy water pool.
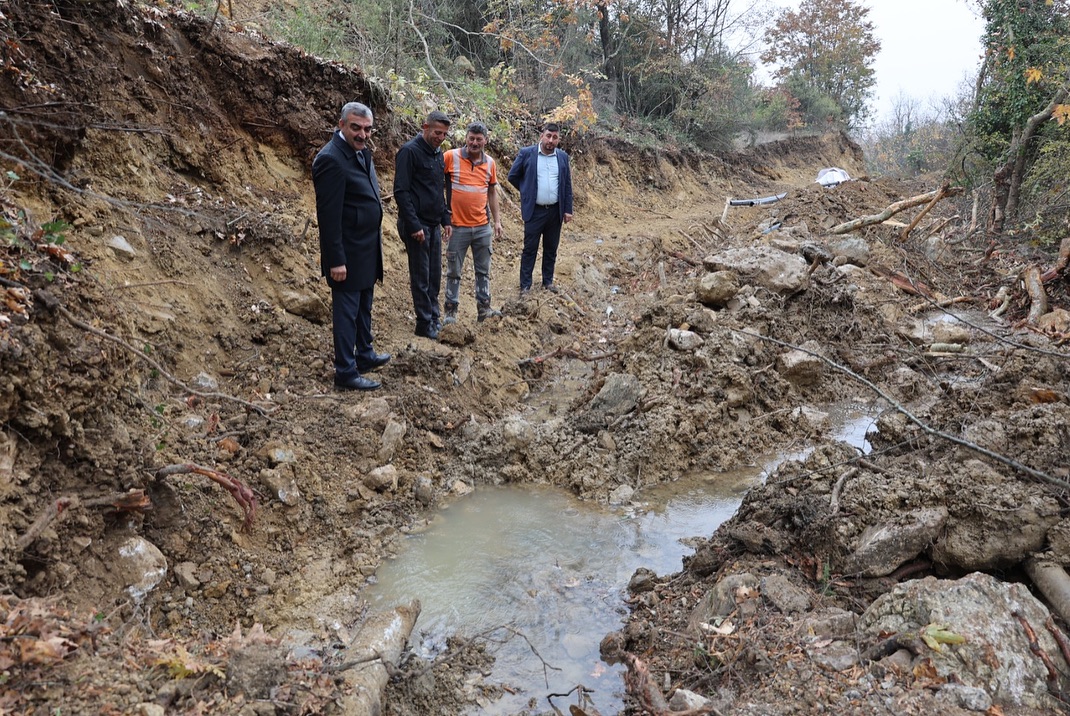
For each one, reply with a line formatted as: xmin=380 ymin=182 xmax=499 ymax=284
xmin=363 ymin=406 xmax=876 ymax=714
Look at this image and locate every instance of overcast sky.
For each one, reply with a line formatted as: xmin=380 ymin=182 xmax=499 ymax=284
xmin=758 ymin=0 xmax=986 ymax=124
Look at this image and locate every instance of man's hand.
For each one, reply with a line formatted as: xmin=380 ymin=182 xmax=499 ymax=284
xmin=443 ymin=225 xmax=453 ymax=240
xmin=411 ymin=228 xmax=425 ymax=244
xmin=330 ymin=265 xmax=347 ymax=282
xmin=493 ymin=220 xmax=504 ymax=240
xmin=564 ymin=213 xmax=574 ymax=224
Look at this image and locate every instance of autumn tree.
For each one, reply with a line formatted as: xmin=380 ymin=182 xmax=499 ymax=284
xmin=760 ymin=0 xmax=879 ymax=129
xmin=968 ymin=0 xmax=1070 ymax=232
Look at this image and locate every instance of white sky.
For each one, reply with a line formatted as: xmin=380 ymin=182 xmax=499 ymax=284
xmin=758 ymin=0 xmax=986 ymax=124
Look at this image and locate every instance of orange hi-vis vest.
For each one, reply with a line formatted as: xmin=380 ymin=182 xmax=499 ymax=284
xmin=444 ymin=147 xmax=497 ymax=228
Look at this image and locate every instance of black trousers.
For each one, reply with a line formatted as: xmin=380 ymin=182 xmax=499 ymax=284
xmin=403 ymin=224 xmax=442 ymax=329
xmin=331 ymin=286 xmax=375 ymax=380
xmin=519 ymin=204 xmax=562 ymax=290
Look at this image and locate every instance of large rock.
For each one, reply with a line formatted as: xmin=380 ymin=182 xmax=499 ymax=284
xmin=858 ymin=572 xmax=1069 ymax=709
xmin=575 ymin=373 xmax=643 ymax=433
xmin=696 ymin=270 xmax=740 ymax=308
xmin=115 ymin=536 xmax=168 ymax=603
xmin=703 ymin=246 xmax=809 ymax=295
xmin=840 ymin=507 xmax=948 ymax=577
xmin=777 ymin=340 xmax=825 ymax=386
xmin=279 ymin=289 xmax=328 ymax=324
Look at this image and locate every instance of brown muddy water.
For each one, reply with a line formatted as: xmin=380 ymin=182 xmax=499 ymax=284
xmin=363 ymin=405 xmax=877 ymax=715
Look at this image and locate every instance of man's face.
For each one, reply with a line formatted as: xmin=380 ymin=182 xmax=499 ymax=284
xmin=465 ymin=131 xmax=487 ymax=157
xmin=339 ymin=112 xmax=374 ymax=151
xmin=422 ymin=121 xmax=450 ymax=149
xmin=539 ymin=129 xmax=560 ymax=154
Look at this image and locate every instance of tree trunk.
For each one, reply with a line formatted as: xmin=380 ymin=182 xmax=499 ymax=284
xmin=999 ymin=74 xmax=1069 ymax=226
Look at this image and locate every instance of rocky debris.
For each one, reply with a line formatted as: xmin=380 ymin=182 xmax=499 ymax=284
xmin=278 ymin=289 xmax=328 ymax=324
xmin=364 ymin=464 xmax=398 ymax=492
xmin=696 ymin=270 xmax=740 ymax=307
xmin=704 ymin=246 xmax=810 ymax=295
xmin=840 ymin=507 xmax=949 ymax=577
xmin=115 ymin=536 xmax=168 ymax=603
xmin=858 ymin=572 xmax=1069 ymax=709
xmin=575 ymin=372 xmax=644 ymax=434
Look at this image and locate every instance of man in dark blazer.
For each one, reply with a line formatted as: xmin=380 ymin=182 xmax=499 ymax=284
xmin=313 ymin=102 xmax=391 ymax=391
xmin=507 ymin=122 xmax=574 ymax=293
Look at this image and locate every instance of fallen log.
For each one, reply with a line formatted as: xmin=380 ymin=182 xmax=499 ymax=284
xmin=830 ymin=186 xmax=963 ymax=235
xmin=1025 ymin=560 xmax=1070 ymax=628
xmin=336 ymin=600 xmax=420 ymax=716
xmin=899 ymin=182 xmax=950 ymax=242
xmin=1021 ymin=266 xmax=1049 ymax=324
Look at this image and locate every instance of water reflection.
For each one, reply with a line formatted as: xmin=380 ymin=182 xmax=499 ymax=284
xmin=363 ymin=407 xmax=878 ymax=715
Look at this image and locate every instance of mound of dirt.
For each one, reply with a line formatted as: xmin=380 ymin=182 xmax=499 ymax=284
xmin=3 ymin=2 xmax=1070 ymax=716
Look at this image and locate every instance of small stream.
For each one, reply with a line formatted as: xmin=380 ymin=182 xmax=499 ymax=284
xmin=363 ymin=406 xmax=876 ymax=715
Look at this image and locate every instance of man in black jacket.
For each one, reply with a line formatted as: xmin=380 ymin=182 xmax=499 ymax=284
xmin=312 ymin=102 xmax=391 ymax=391
xmin=394 ymin=111 xmax=452 ymax=340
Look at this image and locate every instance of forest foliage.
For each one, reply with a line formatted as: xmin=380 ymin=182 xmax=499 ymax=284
xmin=246 ymin=0 xmax=1069 ymax=236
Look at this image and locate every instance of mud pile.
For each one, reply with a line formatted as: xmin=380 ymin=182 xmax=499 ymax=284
xmin=2 ymin=1 xmax=1070 ymax=715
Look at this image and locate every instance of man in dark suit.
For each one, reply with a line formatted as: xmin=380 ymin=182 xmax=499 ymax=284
xmin=313 ymin=102 xmax=391 ymax=391
xmin=507 ymin=122 xmax=574 ymax=294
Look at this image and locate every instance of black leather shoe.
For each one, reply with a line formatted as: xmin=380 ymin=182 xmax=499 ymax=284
xmin=415 ymin=324 xmax=440 ymax=340
xmin=356 ymin=352 xmax=391 ymax=372
xmin=542 ymin=282 xmax=560 ymax=293
xmin=334 ymin=375 xmax=381 ymax=391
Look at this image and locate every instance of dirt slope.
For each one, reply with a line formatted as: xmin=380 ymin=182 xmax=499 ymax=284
xmin=3 ymin=2 xmax=1070 ymax=716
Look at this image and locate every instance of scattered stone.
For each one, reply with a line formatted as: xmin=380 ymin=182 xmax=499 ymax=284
xmin=777 ymin=340 xmax=825 ymax=386
xmin=760 ymin=573 xmax=812 ymax=613
xmin=452 ymin=480 xmax=472 ymax=495
xmin=575 ymin=373 xmax=643 ymax=433
xmin=608 ymin=483 xmax=634 ymax=505
xmin=259 ymin=468 xmax=302 ymax=506
xmin=116 ymin=536 xmax=168 ymax=603
xmin=938 ymin=683 xmax=993 ymax=712
xmin=364 ymin=465 xmax=398 ymax=492
xmin=173 ymin=561 xmax=200 ymax=590
xmin=259 ymin=443 xmax=296 ymax=466
xmin=502 ymin=417 xmax=535 ymax=450
xmin=669 ymin=688 xmax=710 ymax=711
xmin=666 ymin=328 xmax=704 ymax=351
xmin=278 ymin=290 xmax=328 ymax=324
xmin=696 ymin=270 xmax=740 ymax=308
xmin=703 ymin=246 xmax=809 ymax=295
xmin=628 ymin=567 xmax=657 ymax=594
xmin=841 ymin=507 xmax=949 ymax=577
xmin=378 ymin=418 xmax=408 ymax=463
xmin=1038 ymin=307 xmax=1070 ymax=333
xmin=190 ymin=372 xmax=219 ymax=391
xmin=107 ymin=235 xmax=137 ymax=260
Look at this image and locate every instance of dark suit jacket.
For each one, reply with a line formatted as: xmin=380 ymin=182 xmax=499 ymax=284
xmin=312 ymin=131 xmax=384 ymax=291
xmin=507 ymin=144 xmax=573 ymax=223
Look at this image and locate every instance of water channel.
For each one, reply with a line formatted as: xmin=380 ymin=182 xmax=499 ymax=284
xmin=363 ymin=406 xmax=876 ymax=715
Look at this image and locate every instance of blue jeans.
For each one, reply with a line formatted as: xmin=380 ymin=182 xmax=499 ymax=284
xmin=519 ymin=204 xmax=562 ymax=290
xmin=445 ymin=223 xmax=493 ymax=307
xmin=403 ymin=224 xmax=442 ymax=329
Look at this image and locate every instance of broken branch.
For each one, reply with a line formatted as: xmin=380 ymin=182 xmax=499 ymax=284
xmin=899 ymin=182 xmax=950 ymax=242
xmin=1021 ymin=266 xmax=1049 ymax=325
xmin=830 ymin=186 xmax=963 ymax=235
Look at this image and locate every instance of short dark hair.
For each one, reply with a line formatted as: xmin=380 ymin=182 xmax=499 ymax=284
xmin=425 ymin=110 xmax=451 ymax=126
xmin=542 ymin=122 xmax=561 ymax=134
xmin=466 ymin=121 xmax=488 ymax=136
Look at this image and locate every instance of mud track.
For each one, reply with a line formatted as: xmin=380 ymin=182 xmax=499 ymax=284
xmin=2 ymin=3 xmax=1070 ymax=715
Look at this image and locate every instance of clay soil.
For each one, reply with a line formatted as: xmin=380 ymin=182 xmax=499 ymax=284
xmin=2 ymin=2 xmax=1070 ymax=715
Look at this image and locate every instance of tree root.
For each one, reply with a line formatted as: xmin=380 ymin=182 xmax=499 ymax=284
xmin=154 ymin=463 xmax=258 ymax=530
xmin=16 ymin=490 xmax=152 ymax=552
